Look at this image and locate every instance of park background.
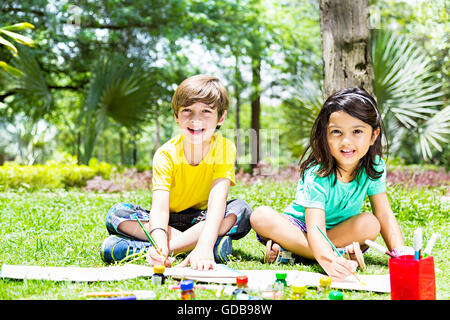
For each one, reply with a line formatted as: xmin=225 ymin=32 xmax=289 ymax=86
xmin=0 ymin=0 xmax=449 ymax=300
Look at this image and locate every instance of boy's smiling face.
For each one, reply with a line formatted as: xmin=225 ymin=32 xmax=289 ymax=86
xmin=175 ymin=101 xmax=226 ymax=145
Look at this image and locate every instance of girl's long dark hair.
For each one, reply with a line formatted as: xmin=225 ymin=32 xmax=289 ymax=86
xmin=299 ymin=87 xmax=388 ymax=184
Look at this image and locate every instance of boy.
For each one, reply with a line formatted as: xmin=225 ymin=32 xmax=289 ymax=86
xmin=100 ymin=75 xmax=252 ymax=270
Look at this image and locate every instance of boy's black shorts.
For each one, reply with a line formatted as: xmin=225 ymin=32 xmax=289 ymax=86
xmin=105 ymin=199 xmax=252 ymax=240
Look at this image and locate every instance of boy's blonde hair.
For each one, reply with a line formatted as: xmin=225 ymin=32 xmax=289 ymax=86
xmin=171 ymin=75 xmax=229 ymax=120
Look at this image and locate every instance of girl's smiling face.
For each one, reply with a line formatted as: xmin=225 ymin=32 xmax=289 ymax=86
xmin=175 ymin=101 xmax=226 ymax=145
xmin=327 ymin=110 xmax=380 ymax=174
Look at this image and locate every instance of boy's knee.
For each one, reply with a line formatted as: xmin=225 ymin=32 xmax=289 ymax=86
xmin=233 ymin=199 xmax=252 ymax=213
xmin=225 ymin=199 xmax=253 ymax=240
xmin=227 ymin=199 xmax=252 ymax=220
xmin=107 ymin=202 xmax=131 ymax=216
xmin=107 ymin=203 xmax=121 ymax=214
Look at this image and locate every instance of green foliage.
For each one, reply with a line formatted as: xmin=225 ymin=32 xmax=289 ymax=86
xmin=0 ymin=159 xmax=115 ymax=190
xmin=0 ymin=22 xmax=35 ymax=77
xmin=370 ymin=0 xmax=449 ymax=102
xmin=372 ymin=29 xmax=449 ymax=161
xmin=80 ymin=54 xmax=158 ymax=164
xmin=0 ymin=1 xmax=448 ymax=168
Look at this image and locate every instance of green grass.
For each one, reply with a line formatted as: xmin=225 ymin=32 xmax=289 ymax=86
xmin=0 ymin=181 xmax=448 ymax=300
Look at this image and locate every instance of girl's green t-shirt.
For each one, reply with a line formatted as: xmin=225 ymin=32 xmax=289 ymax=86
xmin=283 ymin=157 xmax=386 ymax=229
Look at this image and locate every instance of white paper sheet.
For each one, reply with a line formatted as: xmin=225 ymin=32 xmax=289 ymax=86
xmin=0 ymin=263 xmax=239 ymax=282
xmin=0 ymin=264 xmax=390 ymax=292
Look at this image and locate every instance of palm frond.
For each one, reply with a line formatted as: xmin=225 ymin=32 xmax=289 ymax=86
xmin=372 ymin=29 xmax=447 ymax=159
xmin=13 ymin=47 xmax=52 ymax=112
xmin=81 ymin=55 xmax=156 ymax=164
xmin=372 ymin=30 xmax=444 ymax=128
xmin=418 ymin=106 xmax=450 ymax=160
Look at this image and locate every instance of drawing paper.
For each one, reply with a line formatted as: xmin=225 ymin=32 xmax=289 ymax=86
xmin=0 ymin=264 xmax=390 ymax=292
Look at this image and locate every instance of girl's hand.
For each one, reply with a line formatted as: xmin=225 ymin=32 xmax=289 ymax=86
xmin=326 ymin=256 xmax=358 ymax=282
xmin=145 ymin=247 xmax=174 ymax=267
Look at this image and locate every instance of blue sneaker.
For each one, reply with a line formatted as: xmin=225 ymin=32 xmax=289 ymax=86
xmin=100 ymin=235 xmax=151 ymax=264
xmin=213 ymin=235 xmax=232 ymax=263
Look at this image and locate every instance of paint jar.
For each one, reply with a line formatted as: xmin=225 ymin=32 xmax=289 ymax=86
xmin=329 ymin=290 xmax=344 ymax=300
xmin=274 ymin=272 xmax=287 ymax=290
xmin=180 ymin=280 xmax=195 ymax=300
xmin=317 ymin=276 xmax=332 ymax=294
xmin=388 ymin=255 xmax=435 ymax=300
xmin=290 ymin=282 xmax=306 ymax=299
xmin=151 ymin=265 xmax=165 ymax=285
xmin=236 ymin=275 xmax=248 ymax=289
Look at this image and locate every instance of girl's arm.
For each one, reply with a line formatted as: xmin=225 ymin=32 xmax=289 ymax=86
xmin=369 ymin=191 xmax=405 ymax=252
xmin=305 ymin=207 xmax=357 ymax=281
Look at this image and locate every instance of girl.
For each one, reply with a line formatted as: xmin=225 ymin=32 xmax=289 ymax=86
xmin=250 ymin=87 xmax=413 ymax=281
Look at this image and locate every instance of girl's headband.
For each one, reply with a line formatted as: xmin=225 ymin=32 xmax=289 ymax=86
xmin=339 ymin=92 xmax=380 ymax=122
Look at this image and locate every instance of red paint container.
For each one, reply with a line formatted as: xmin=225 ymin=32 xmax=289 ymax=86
xmin=388 ymin=255 xmax=436 ymax=300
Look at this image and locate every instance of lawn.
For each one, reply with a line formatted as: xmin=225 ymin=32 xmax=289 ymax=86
xmin=0 ymin=181 xmax=448 ymax=300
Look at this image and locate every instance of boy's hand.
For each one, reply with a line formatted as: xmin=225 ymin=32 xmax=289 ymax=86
xmin=146 ymin=247 xmax=174 ymax=268
xmin=325 ymin=256 xmax=358 ymax=282
xmin=176 ymin=247 xmax=217 ymax=271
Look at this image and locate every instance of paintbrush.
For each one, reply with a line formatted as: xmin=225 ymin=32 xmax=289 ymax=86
xmin=413 ymin=227 xmax=423 ymax=260
xmin=132 ymin=214 xmax=167 ymax=261
xmin=316 ymin=226 xmax=366 ymax=285
xmin=423 ymin=233 xmax=439 ymax=257
xmin=364 ymin=239 xmax=396 ymax=258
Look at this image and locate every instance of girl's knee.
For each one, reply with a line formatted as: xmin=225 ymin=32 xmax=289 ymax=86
xmin=358 ymin=212 xmax=381 ymax=239
xmin=250 ymin=206 xmax=274 ymax=228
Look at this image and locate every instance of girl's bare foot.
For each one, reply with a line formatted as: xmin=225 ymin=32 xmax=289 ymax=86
xmin=264 ymin=240 xmax=281 ymax=264
xmin=344 ymin=242 xmax=367 ymax=270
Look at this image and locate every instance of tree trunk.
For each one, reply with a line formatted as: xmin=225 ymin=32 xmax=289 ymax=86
xmin=319 ymin=0 xmax=375 ymax=98
xmin=250 ymin=56 xmax=261 ymax=170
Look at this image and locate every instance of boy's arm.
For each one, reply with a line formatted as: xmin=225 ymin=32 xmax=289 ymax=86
xmin=148 ymin=189 xmax=170 ymax=256
xmin=178 ymin=177 xmax=230 ymax=270
xmin=369 ymin=191 xmax=405 ymax=252
xmin=305 ymin=208 xmax=356 ymax=281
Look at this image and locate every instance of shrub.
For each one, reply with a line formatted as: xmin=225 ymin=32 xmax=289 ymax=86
xmin=0 ymin=160 xmax=115 ymax=190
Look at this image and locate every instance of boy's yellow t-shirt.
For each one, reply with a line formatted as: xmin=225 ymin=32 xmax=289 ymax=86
xmin=152 ymin=132 xmax=236 ymax=213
